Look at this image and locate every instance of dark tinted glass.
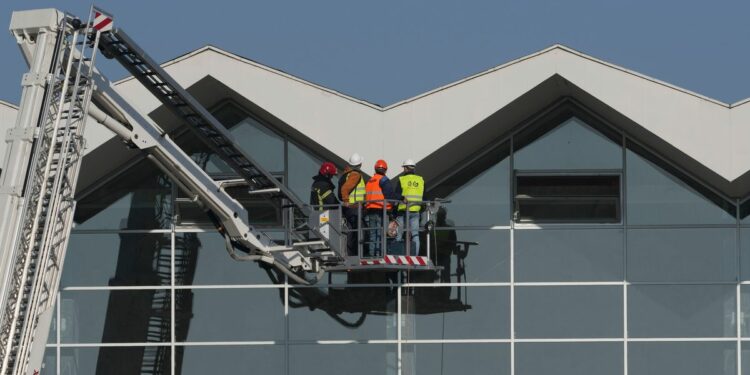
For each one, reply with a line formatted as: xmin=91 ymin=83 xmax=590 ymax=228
xmin=629 ymin=342 xmax=736 ymax=375
xmin=627 ymin=228 xmax=737 ymax=282
xmin=514 ymin=117 xmax=622 ymax=170
xmin=213 ymin=104 xmax=285 ymax=173
xmin=74 ymin=161 xmax=172 ymax=230
xmin=430 ymin=229 xmax=509 ymax=283
xmin=403 ymin=286 xmax=509 ymax=339
xmin=427 ymin=142 xmax=510 ymax=227
xmin=628 ymin=285 xmax=735 ymax=338
xmin=516 ymin=342 xmax=623 ymax=375
xmin=62 ymin=233 xmax=171 ymax=287
xmin=288 ymin=141 xmax=323 ymax=201
xmin=626 ymin=148 xmax=735 ymax=225
xmin=288 ymin=287 xmax=396 ymax=340
xmin=61 ymin=290 xmax=171 ymax=343
xmin=407 ymin=343 xmax=510 ymax=375
xmin=180 ymin=232 xmax=277 ymax=285
xmin=515 ymin=229 xmax=623 ymax=282
xmin=515 ymin=175 xmax=620 ymax=223
xmin=515 ymin=286 xmax=622 ymax=338
xmin=60 ymin=346 xmax=171 ymax=375
xmin=179 ymin=345 xmax=284 ymax=375
xmin=288 ymin=344 xmax=397 ymax=375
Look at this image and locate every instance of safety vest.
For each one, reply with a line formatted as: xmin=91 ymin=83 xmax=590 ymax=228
xmin=398 ymin=174 xmax=424 ymax=212
xmin=338 ymin=170 xmax=365 ymax=203
xmin=314 ymin=187 xmax=333 ymax=211
xmin=365 ymin=174 xmax=392 ymax=210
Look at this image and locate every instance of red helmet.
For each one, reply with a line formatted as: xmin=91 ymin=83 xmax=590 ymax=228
xmin=319 ymin=162 xmax=337 ymax=177
xmin=374 ymin=159 xmax=388 ymax=170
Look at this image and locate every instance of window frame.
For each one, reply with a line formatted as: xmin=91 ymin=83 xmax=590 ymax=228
xmin=512 ymin=169 xmax=623 ymax=225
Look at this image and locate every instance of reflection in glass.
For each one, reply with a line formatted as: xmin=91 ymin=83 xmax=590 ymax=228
xmin=289 ymin=344 xmax=397 ymax=375
xmin=740 ymin=286 xmax=750 ymax=336
xmin=213 ymin=104 xmax=285 ymax=173
xmin=74 ymin=160 xmax=172 ymax=230
xmin=628 ymin=285 xmax=735 ymax=338
xmin=626 ymin=149 xmax=735 ymax=225
xmin=289 ymin=287 xmax=396 ymax=341
xmin=515 ymin=229 xmax=623 ymax=282
xmin=515 ymin=286 xmax=622 ymax=338
xmin=741 ymin=229 xmax=750 ymax=281
xmin=62 ymin=233 xmax=171 ymax=287
xmin=179 ymin=345 xmax=284 ymax=375
xmin=513 ymin=117 xmax=622 ymax=170
xmin=181 ymin=232 xmax=276 ymax=285
xmin=61 ymin=290 xmax=171 ymax=344
xmin=407 ymin=343 xmax=510 ymax=375
xmin=60 ymin=346 xmax=171 ymax=375
xmin=403 ymin=286 xmax=509 ymax=340
xmin=426 ymin=142 xmax=510 ymax=227
xmin=288 ymin=141 xmax=323 ymax=202
xmin=179 ymin=288 xmax=284 ymax=342
xmin=627 ymin=228 xmax=737 ymax=282
xmin=429 ymin=230 xmax=509 ymax=283
xmin=629 ymin=342 xmax=735 ymax=375
xmin=516 ymin=342 xmax=622 ymax=375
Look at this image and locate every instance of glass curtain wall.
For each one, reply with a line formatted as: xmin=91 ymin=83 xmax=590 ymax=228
xmin=44 ymin=109 xmax=750 ymax=375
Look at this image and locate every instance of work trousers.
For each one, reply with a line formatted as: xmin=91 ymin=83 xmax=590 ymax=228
xmin=396 ymin=211 xmax=420 ymax=255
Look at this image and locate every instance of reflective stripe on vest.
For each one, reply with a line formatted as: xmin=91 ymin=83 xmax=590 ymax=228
xmin=398 ymin=174 xmax=424 ymax=212
xmin=365 ymin=174 xmax=392 ymax=210
xmin=350 ymin=178 xmax=365 ymax=203
xmin=314 ymin=188 xmax=333 ymax=211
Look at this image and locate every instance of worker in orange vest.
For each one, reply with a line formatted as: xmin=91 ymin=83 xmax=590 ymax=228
xmin=364 ymin=159 xmax=395 ymax=257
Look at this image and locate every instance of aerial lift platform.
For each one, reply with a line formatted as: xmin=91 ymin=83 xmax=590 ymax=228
xmin=0 ymin=7 xmax=445 ymax=374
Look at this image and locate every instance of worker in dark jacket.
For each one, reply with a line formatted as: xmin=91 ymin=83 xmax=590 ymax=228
xmin=310 ymin=162 xmax=338 ymax=211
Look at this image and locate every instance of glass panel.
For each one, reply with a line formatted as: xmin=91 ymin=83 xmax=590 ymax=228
xmin=61 ymin=290 xmax=171 ymax=343
xmin=60 ymin=346 xmax=171 ymax=375
xmin=403 ymin=286 xmax=509 ymax=340
xmin=288 ymin=141 xmax=323 ymax=202
xmin=626 ymin=149 xmax=735 ymax=225
xmin=42 ymin=346 xmax=55 ymax=374
xmin=406 ymin=343 xmax=510 ymax=375
xmin=629 ymin=342 xmax=736 ymax=375
xmin=62 ymin=233 xmax=171 ymax=287
xmin=740 ymin=286 xmax=750 ymax=336
xmin=179 ymin=345 xmax=284 ymax=375
xmin=515 ymin=286 xmax=622 ymax=338
xmin=179 ymin=288 xmax=284 ymax=342
xmin=516 ymin=343 xmax=623 ymax=375
xmin=514 ymin=117 xmax=622 ymax=170
xmin=427 ymin=142 xmax=510 ymax=227
xmin=289 ymin=344 xmax=397 ymax=375
xmin=515 ymin=175 xmax=620 ymax=223
xmin=515 ymin=229 xmax=623 ymax=282
xmin=628 ymin=285 xmax=736 ymax=338
xmin=289 ymin=287 xmax=396 ymax=341
xmin=627 ymin=228 xmax=737 ymax=282
xmin=74 ymin=161 xmax=172 ymax=230
xmin=213 ymin=105 xmax=285 ymax=173
xmin=179 ymin=231 xmax=277 ymax=285
xmin=741 ymin=229 xmax=750 ymax=281
xmin=743 ymin=343 xmax=750 ymax=375
xmin=430 ymin=229 xmax=509 ymax=283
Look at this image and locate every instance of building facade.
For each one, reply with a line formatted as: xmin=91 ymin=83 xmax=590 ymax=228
xmin=4 ymin=45 xmax=750 ymax=374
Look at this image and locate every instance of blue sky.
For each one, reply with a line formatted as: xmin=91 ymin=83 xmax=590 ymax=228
xmin=2 ymin=1 xmax=750 ymax=106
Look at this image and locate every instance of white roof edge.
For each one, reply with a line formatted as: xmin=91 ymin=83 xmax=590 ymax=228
xmin=0 ymin=100 xmax=18 ymax=110
xmin=111 ymin=43 xmax=741 ymax=111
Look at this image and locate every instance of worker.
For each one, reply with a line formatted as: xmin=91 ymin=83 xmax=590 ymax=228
xmin=394 ymin=159 xmax=424 ymax=254
xmin=364 ymin=159 xmax=395 ymax=257
xmin=310 ymin=162 xmax=338 ymax=211
xmin=338 ymin=153 xmax=366 ymax=255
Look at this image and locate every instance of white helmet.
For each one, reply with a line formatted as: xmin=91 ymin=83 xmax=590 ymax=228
xmin=402 ymin=159 xmax=416 ymax=167
xmin=348 ymin=153 xmax=363 ymax=167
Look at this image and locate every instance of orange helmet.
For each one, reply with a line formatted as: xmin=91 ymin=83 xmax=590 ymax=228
xmin=374 ymin=159 xmax=388 ymax=170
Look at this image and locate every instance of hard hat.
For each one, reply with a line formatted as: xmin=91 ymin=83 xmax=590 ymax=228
xmin=319 ymin=162 xmax=337 ymax=177
xmin=374 ymin=159 xmax=388 ymax=170
xmin=348 ymin=153 xmax=363 ymax=167
xmin=402 ymin=159 xmax=416 ymax=167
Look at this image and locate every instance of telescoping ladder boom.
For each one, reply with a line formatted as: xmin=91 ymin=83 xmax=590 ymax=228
xmin=0 ymin=7 xmax=438 ymax=375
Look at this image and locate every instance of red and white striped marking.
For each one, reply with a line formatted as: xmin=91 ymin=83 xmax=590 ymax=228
xmin=93 ymin=10 xmax=113 ymax=32
xmin=360 ymin=255 xmax=428 ymax=266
